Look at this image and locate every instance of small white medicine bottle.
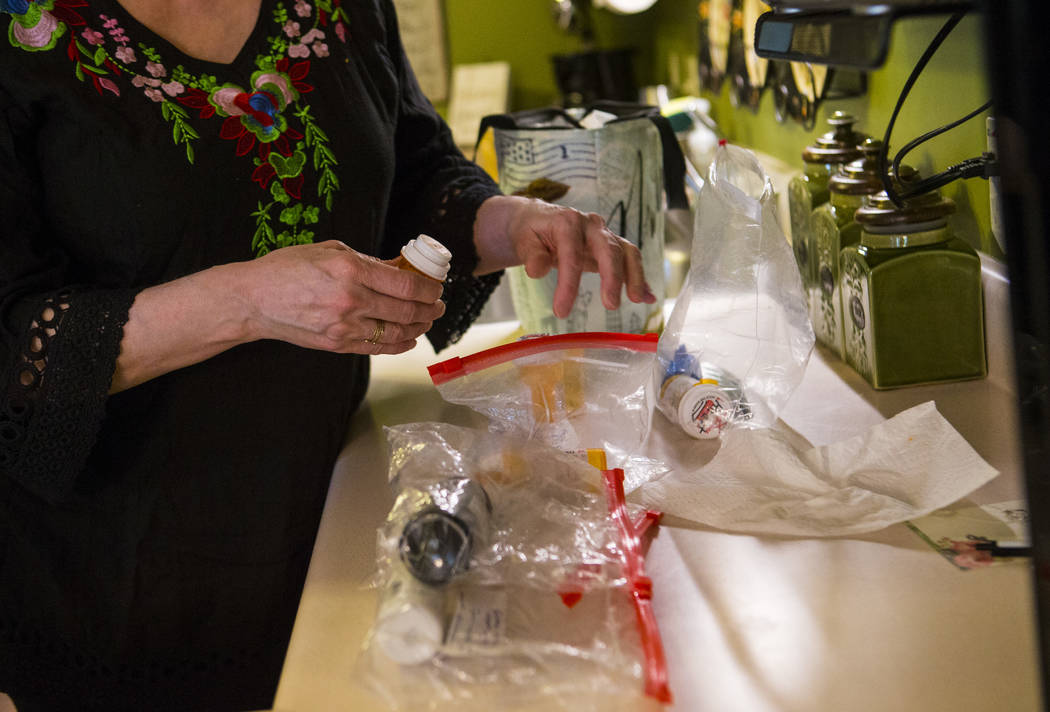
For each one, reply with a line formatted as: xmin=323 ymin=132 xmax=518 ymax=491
xmin=395 ymin=234 xmax=451 ymax=282
xmin=373 ymin=567 xmax=446 ymax=665
xmin=658 ymin=373 xmax=733 ymax=440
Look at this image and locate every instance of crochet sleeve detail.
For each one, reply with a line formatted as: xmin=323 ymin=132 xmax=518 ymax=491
xmin=423 ymin=176 xmax=503 ymax=352
xmin=1 ymin=288 xmax=137 ymax=503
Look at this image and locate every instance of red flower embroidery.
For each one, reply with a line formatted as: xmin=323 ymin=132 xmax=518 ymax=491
xmin=50 ymin=0 xmax=88 ymax=27
xmin=252 ymin=161 xmax=277 ymax=189
xmin=276 ymin=58 xmax=314 ymax=94
xmin=177 ymin=88 xmax=217 ymax=119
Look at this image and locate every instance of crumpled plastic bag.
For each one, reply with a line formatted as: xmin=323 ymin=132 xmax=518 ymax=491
xmin=656 ymin=142 xmax=815 ymax=431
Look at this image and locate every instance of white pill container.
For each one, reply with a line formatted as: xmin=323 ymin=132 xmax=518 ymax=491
xmin=373 ymin=567 xmax=446 ymax=665
xmin=658 ymin=373 xmax=733 ymax=440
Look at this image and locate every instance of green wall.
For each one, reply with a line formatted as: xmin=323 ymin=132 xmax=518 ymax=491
xmin=440 ymin=1 xmax=995 ymax=255
xmin=443 ymin=1 xmax=657 ymax=112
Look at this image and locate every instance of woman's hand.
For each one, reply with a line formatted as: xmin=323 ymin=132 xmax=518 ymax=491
xmin=110 ymin=241 xmax=444 ymax=393
xmin=240 ymin=240 xmax=444 ymax=354
xmin=472 ymin=195 xmax=656 ymax=318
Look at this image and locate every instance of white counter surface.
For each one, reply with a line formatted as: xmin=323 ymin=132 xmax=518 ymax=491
xmin=274 ymin=260 xmax=1042 ymax=712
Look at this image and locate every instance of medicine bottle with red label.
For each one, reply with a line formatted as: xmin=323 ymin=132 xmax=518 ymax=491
xmin=657 ymin=373 xmax=733 ymax=440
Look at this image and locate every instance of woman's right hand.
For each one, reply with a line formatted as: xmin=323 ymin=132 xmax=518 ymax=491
xmin=111 ymin=241 xmax=445 ymax=393
xmin=239 ymin=240 xmax=445 ymax=355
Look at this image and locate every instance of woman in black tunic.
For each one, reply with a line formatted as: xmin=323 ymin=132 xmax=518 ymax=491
xmin=0 ymin=0 xmax=654 ymax=709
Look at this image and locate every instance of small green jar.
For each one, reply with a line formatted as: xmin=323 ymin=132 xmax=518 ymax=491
xmin=839 ymin=184 xmax=987 ymax=389
xmin=811 ymin=139 xmax=897 ymax=356
xmin=788 ymin=111 xmax=866 ymax=312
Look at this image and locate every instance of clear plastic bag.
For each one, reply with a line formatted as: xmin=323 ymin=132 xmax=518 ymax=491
xmin=656 ymin=142 xmax=814 ymax=432
xmin=355 ymin=423 xmax=669 ymax=711
xmin=360 ymin=581 xmax=647 ymax=712
xmin=377 ymin=423 xmax=630 ymax=594
xmin=428 ymin=332 xmax=666 ymax=492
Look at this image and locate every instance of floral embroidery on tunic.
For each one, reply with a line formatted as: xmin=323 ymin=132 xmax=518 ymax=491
xmin=2 ymin=0 xmax=351 ymax=255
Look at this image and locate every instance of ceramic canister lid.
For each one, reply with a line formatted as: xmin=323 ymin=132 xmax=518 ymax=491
xmin=802 ymin=111 xmax=868 ymax=165
xmin=830 ymin=138 xmax=893 ymax=196
xmin=854 ymin=168 xmax=956 ymax=233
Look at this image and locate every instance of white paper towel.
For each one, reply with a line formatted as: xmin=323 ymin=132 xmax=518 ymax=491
xmin=634 ymin=401 xmax=999 ymax=537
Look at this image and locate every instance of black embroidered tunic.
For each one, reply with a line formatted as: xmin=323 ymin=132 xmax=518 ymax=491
xmin=0 ymin=0 xmax=500 ymax=708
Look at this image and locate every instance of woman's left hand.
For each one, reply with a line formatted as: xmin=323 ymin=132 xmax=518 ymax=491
xmin=472 ymin=195 xmax=656 ymax=318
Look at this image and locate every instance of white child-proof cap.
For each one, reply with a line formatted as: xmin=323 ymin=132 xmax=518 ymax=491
xmin=678 ymin=383 xmax=732 ymax=440
xmin=374 ymin=602 xmax=444 ymax=665
xmin=374 ymin=572 xmax=445 ymax=665
xmin=401 ymin=234 xmax=452 ymax=281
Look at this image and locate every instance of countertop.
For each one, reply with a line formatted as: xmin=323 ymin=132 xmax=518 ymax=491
xmin=273 ymin=257 xmax=1042 ymax=712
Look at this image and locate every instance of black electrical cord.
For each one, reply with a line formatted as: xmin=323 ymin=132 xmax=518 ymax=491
xmin=892 ymin=98 xmax=993 ymax=183
xmin=878 ymin=10 xmax=969 ymax=206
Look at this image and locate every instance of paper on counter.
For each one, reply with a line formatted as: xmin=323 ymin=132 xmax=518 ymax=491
xmin=634 ymin=401 xmax=1000 ymax=537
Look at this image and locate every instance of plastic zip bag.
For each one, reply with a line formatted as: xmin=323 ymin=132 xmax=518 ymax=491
xmin=428 ymin=332 xmax=666 ymax=492
xmin=355 ymin=423 xmax=671 ymax=711
xmin=377 ymin=423 xmax=629 ymax=590
xmin=656 ymin=142 xmax=814 ymax=432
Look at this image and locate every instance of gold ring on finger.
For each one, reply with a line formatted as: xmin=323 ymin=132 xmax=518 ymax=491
xmin=366 ymin=319 xmax=386 ymax=344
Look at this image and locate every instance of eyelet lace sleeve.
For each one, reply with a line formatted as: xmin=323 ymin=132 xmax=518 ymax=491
xmin=419 ymin=175 xmax=503 ymax=352
xmin=1 ymin=288 xmax=137 ymax=503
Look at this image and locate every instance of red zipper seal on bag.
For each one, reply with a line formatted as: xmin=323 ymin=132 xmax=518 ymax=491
xmin=558 ymin=509 xmax=662 ymax=608
xmin=602 ymin=468 xmax=672 ymax=704
xmin=428 ymin=331 xmax=659 ymax=386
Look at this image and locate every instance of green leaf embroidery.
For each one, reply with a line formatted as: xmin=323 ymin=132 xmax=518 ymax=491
xmin=251 ymin=200 xmax=278 ymax=254
xmin=268 ymin=149 xmax=307 ymax=179
xmin=251 ymin=200 xmax=275 ymax=221
xmin=93 ymin=46 xmax=106 ymax=66
xmin=139 ymin=43 xmax=162 ymax=63
xmin=279 ymin=203 xmax=304 ymax=226
xmin=159 ymin=100 xmax=198 ymax=165
xmin=309 ymin=124 xmax=329 ymax=143
xmin=295 ymin=103 xmax=339 ymax=206
xmin=270 ymin=181 xmax=291 ymax=205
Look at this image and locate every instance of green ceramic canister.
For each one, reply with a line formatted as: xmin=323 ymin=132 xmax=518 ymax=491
xmin=787 ymin=111 xmax=866 ymax=313
xmin=811 ymin=139 xmax=899 ymax=356
xmin=839 ymin=180 xmax=987 ymax=389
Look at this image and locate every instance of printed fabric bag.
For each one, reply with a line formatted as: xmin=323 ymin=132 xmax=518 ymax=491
xmin=477 ymin=102 xmax=687 ymax=335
